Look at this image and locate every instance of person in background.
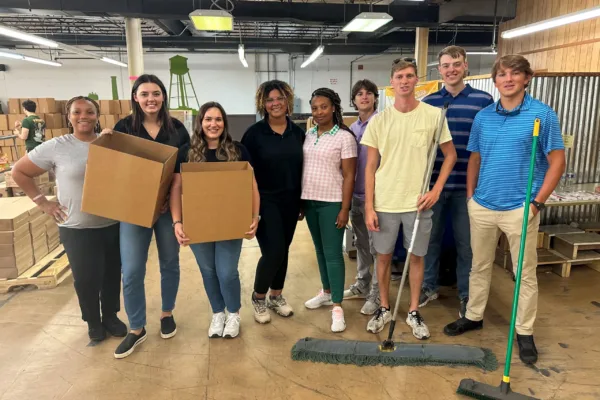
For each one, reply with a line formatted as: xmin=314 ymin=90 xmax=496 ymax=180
xmin=107 ymin=74 xmax=191 ymax=359
xmin=13 ymin=99 xmax=45 ymax=152
xmin=170 ymin=101 xmax=260 ymax=339
xmin=302 ymin=88 xmax=357 ymax=333
xmin=363 ymin=58 xmax=456 ymax=339
xmin=444 ymin=55 xmax=565 ymax=365
xmin=11 ymin=96 xmax=126 ymax=342
xmin=342 ymin=79 xmax=380 ymax=316
xmin=420 ymin=46 xmax=494 ymax=317
xmin=242 ymin=80 xmax=304 ymax=324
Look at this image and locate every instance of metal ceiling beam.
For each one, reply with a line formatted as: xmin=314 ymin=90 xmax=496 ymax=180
xmin=153 ymin=19 xmax=191 ymax=36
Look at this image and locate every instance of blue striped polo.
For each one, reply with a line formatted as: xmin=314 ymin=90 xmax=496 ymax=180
xmin=468 ymin=92 xmax=564 ymax=211
xmin=423 ymin=84 xmax=494 ymax=191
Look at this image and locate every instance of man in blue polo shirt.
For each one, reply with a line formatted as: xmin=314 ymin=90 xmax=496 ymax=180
xmin=444 ymin=55 xmax=565 ymax=365
xmin=420 ymin=46 xmax=494 ymax=317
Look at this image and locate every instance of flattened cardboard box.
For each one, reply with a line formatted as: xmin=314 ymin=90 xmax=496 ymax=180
xmin=0 ymin=224 xmax=30 ymax=244
xmin=82 ymin=131 xmax=178 ymax=228
xmin=0 ymin=250 xmax=34 ymax=279
xmin=0 ymin=234 xmax=32 ymax=257
xmin=0 ymin=197 xmax=33 ymax=231
xmin=181 ymin=162 xmax=252 ymax=244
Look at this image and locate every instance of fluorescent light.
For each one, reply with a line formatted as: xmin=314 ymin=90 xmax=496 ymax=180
xmin=342 ymin=12 xmax=393 ymax=32
xmin=0 ymin=50 xmax=24 ymax=60
xmin=0 ymin=50 xmax=61 ymax=67
xmin=101 ymin=57 xmax=128 ymax=67
xmin=300 ymin=45 xmax=324 ymax=68
xmin=189 ymin=9 xmax=233 ymax=31
xmin=502 ymin=5 xmax=600 ymax=39
xmin=0 ymin=24 xmax=59 ymax=48
xmin=467 ymin=51 xmax=498 ymax=55
xmin=238 ymin=44 xmax=248 ymax=68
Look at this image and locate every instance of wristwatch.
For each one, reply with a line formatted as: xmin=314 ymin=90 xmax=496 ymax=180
xmin=531 ymin=200 xmax=546 ymax=212
xmin=172 ymin=220 xmax=182 ymax=228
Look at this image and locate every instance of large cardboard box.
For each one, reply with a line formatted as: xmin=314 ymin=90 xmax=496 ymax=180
xmin=82 ymin=132 xmax=178 ymax=228
xmin=120 ymin=100 xmax=132 ymax=115
xmin=8 ymin=114 xmax=25 ymax=130
xmin=181 ymin=162 xmax=252 ymax=244
xmin=44 ymin=114 xmax=64 ymax=129
xmin=8 ymin=99 xmax=21 ymax=114
xmin=0 ymin=115 xmax=8 ymax=131
xmin=38 ymin=98 xmax=57 ymax=114
xmin=0 ymin=234 xmax=32 ymax=257
xmin=0 ymin=224 xmax=30 ymax=245
xmin=0 ymin=197 xmax=33 ymax=231
xmin=0 ymin=249 xmax=33 ymax=279
xmin=100 ymin=100 xmax=121 ymax=115
xmin=104 ymin=115 xmax=119 ymax=129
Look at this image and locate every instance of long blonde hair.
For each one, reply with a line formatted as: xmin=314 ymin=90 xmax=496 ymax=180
xmin=188 ymin=102 xmax=240 ymax=162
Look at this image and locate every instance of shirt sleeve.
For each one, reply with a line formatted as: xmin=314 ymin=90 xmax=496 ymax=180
xmin=113 ymin=118 xmax=126 ymax=132
xmin=467 ymin=114 xmax=482 ymax=153
xmin=174 ymin=127 xmax=191 ymax=174
xmin=237 ymin=143 xmax=253 ymax=165
xmin=439 ymin=116 xmax=452 ymax=144
xmin=540 ymin=107 xmax=564 ymax=155
xmin=341 ymin=131 xmax=358 ymax=159
xmin=240 ymin=127 xmax=255 ymax=157
xmin=27 ymin=138 xmax=57 ymax=171
xmin=360 ymin=118 xmax=379 ymax=149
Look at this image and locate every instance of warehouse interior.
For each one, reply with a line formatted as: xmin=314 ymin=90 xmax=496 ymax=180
xmin=1 ymin=0 xmax=600 ymax=399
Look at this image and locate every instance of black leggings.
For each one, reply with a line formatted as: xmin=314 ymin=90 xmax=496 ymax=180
xmin=253 ymin=195 xmax=301 ymax=295
xmin=59 ymin=224 xmax=121 ymax=324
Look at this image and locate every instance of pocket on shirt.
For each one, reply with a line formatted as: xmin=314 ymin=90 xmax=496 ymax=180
xmin=411 ymin=129 xmax=428 ymax=148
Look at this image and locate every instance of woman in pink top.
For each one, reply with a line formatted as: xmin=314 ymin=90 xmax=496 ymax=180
xmin=301 ymin=88 xmax=357 ymax=333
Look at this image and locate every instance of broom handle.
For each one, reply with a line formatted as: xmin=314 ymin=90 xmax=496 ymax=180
xmin=502 ymin=118 xmax=540 ymax=385
xmin=387 ymin=103 xmax=449 ymax=330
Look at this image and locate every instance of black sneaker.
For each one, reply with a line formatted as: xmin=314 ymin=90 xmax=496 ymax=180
xmin=459 ymin=298 xmax=469 ymax=319
xmin=160 ymin=315 xmax=177 ymax=339
xmin=418 ymin=291 xmax=439 ymax=308
xmin=443 ymin=317 xmax=483 ymax=336
xmin=102 ymin=313 xmax=128 ymax=337
xmin=517 ymin=334 xmax=538 ymax=364
xmin=88 ymin=321 xmax=106 ymax=342
xmin=114 ymin=328 xmax=147 ymax=359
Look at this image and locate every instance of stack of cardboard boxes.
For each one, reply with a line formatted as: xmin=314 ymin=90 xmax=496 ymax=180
xmin=0 ymin=196 xmax=60 ymax=279
xmin=3 ymin=171 xmax=54 ymax=197
xmin=99 ymin=100 xmax=132 ymax=130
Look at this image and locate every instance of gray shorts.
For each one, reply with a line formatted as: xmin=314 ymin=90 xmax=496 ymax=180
xmin=371 ymin=210 xmax=433 ymax=257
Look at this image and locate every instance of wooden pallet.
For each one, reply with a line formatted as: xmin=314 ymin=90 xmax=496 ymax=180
xmin=0 ymin=245 xmax=71 ymax=293
xmin=537 ymin=248 xmax=570 ymax=277
xmin=538 ymin=224 xmax=583 ymax=249
xmin=574 ymin=221 xmax=600 ymax=233
xmin=553 ymin=232 xmax=600 ymax=259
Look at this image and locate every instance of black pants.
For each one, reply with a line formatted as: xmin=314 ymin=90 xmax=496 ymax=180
xmin=253 ymin=194 xmax=301 ymax=294
xmin=59 ymin=224 xmax=121 ymax=324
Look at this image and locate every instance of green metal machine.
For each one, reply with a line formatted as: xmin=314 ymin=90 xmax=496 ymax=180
xmin=168 ymin=55 xmax=199 ymax=114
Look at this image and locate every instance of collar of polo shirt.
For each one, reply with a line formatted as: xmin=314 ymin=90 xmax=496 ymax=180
xmin=308 ymin=124 xmax=340 ymax=136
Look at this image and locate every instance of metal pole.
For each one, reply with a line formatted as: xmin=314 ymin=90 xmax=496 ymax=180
xmin=125 ymin=18 xmax=144 ymax=90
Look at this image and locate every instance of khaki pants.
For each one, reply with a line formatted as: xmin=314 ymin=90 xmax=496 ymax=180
xmin=466 ymin=200 xmax=540 ymax=335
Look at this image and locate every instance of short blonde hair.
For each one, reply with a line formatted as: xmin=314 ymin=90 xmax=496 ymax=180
xmin=391 ymin=57 xmax=417 ymax=77
xmin=438 ymin=45 xmax=467 ymax=62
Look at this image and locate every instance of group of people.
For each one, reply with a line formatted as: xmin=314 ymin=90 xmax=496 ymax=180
xmin=10 ymin=45 xmax=565 ymax=366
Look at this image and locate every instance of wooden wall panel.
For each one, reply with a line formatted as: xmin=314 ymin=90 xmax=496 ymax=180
xmin=499 ymin=0 xmax=600 ymax=72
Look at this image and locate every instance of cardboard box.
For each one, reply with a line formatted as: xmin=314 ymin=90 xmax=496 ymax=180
xmin=0 ymin=224 xmax=30 ymax=244
xmin=8 ymin=114 xmax=25 ymax=130
xmin=0 ymin=250 xmax=34 ymax=279
xmin=4 ymin=171 xmax=49 ymax=188
xmin=104 ymin=115 xmax=118 ymax=129
xmin=100 ymin=100 xmax=121 ymax=115
xmin=56 ymin=100 xmax=67 ymax=115
xmin=82 ymin=132 xmax=178 ymax=228
xmin=8 ymin=99 xmax=21 ymax=114
xmin=0 ymin=115 xmax=8 ymax=131
xmin=0 ymin=234 xmax=32 ymax=257
xmin=37 ymin=98 xmax=57 ymax=114
xmin=120 ymin=100 xmax=132 ymax=114
xmin=44 ymin=114 xmax=64 ymax=129
xmin=0 ymin=197 xmax=33 ymax=231
xmin=181 ymin=162 xmax=252 ymax=244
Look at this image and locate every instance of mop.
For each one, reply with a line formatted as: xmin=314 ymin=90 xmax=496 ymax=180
xmin=291 ymin=103 xmax=498 ymax=372
xmin=456 ymin=119 xmax=542 ymax=400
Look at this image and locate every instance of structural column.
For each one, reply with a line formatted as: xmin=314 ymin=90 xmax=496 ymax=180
xmin=414 ymin=27 xmax=429 ymax=80
xmin=125 ymin=18 xmax=144 ymax=89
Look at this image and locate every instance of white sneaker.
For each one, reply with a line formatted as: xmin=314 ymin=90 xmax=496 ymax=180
xmin=406 ymin=310 xmax=430 ymax=340
xmin=343 ymin=284 xmax=366 ymax=300
xmin=361 ymin=299 xmax=380 ymax=315
xmin=367 ymin=307 xmax=391 ymax=333
xmin=331 ymin=306 xmax=346 ymax=332
xmin=304 ymin=290 xmax=333 ymax=309
xmin=223 ymin=313 xmax=241 ymax=339
xmin=252 ymin=295 xmax=271 ymax=324
xmin=208 ymin=312 xmax=226 ymax=338
xmin=267 ymin=295 xmax=294 ymax=317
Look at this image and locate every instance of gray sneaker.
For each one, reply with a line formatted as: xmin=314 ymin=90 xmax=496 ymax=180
xmin=267 ymin=295 xmax=294 ymax=317
xmin=343 ymin=284 xmax=366 ymax=300
xmin=366 ymin=307 xmax=391 ymax=333
xmin=252 ymin=294 xmax=271 ymax=324
xmin=406 ymin=310 xmax=430 ymax=340
xmin=418 ymin=291 xmax=439 ymax=308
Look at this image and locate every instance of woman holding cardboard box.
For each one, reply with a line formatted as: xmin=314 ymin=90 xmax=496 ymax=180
xmin=169 ymin=101 xmax=260 ymax=339
xmin=241 ymin=80 xmax=304 ymax=324
xmin=11 ymin=96 xmax=127 ymax=343
xmin=302 ymin=88 xmax=357 ymax=333
xmin=107 ymin=74 xmax=191 ymax=359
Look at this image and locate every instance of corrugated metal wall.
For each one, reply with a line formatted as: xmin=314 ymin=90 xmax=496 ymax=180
xmin=468 ymin=74 xmax=600 ymax=224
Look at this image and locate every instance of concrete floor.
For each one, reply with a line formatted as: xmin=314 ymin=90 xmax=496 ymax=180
xmin=0 ymin=222 xmax=599 ymax=400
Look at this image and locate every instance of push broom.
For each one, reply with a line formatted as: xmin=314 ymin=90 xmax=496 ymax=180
xmin=291 ymin=103 xmax=497 ymax=372
xmin=456 ymin=118 xmax=542 ymax=400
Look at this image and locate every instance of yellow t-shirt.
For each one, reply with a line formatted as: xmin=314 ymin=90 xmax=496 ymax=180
xmin=360 ymin=101 xmax=452 ymax=213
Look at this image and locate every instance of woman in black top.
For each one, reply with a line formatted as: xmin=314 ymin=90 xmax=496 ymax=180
xmin=241 ymin=80 xmax=305 ymax=324
xmin=106 ymin=74 xmax=190 ymax=359
xmin=170 ymin=101 xmax=259 ymax=339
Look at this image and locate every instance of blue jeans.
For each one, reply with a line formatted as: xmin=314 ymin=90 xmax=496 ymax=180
xmin=423 ymin=190 xmax=472 ymax=300
xmin=190 ymin=239 xmax=243 ymax=314
xmin=121 ymin=212 xmax=181 ymax=330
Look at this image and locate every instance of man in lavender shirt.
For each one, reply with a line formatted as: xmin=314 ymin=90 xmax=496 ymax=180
xmin=343 ymin=79 xmax=380 ymax=315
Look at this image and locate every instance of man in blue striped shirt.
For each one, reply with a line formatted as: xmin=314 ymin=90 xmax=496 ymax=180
xmin=420 ymin=46 xmax=494 ymax=317
xmin=444 ymin=55 xmax=565 ymax=365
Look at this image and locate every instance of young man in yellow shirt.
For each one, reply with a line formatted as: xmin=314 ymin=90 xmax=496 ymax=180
xmin=362 ymin=58 xmax=457 ymax=339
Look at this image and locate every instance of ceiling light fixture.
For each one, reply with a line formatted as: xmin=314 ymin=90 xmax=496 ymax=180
xmin=502 ymin=5 xmax=600 ymax=38
xmin=101 ymin=57 xmax=128 ymax=67
xmin=0 ymin=50 xmax=61 ymax=67
xmin=238 ymin=44 xmax=248 ymax=68
xmin=0 ymin=24 xmax=59 ymax=48
xmin=467 ymin=51 xmax=498 ymax=55
xmin=342 ymin=12 xmax=393 ymax=32
xmin=300 ymin=45 xmax=324 ymax=68
xmin=189 ymin=9 xmax=234 ymax=31
xmin=59 ymin=43 xmax=127 ymax=67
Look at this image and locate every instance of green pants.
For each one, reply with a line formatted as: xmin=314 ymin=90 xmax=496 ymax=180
xmin=304 ymin=200 xmax=345 ymax=303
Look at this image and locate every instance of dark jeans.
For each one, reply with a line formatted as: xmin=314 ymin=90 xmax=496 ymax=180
xmin=253 ymin=194 xmax=301 ymax=295
xmin=59 ymin=223 xmax=121 ymax=324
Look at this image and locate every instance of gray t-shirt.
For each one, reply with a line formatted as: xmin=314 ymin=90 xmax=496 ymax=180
xmin=28 ymin=134 xmax=117 ymax=229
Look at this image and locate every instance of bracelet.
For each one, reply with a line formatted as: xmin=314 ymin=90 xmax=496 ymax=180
xmin=32 ymin=194 xmax=44 ymax=203
xmin=172 ymin=220 xmax=182 ymax=228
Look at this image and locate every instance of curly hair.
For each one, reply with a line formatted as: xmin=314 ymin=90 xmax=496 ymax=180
xmin=188 ymin=102 xmax=240 ymax=163
xmin=310 ymin=87 xmax=353 ymax=134
xmin=255 ymin=80 xmax=294 ymax=118
xmin=65 ymin=96 xmax=101 ymax=133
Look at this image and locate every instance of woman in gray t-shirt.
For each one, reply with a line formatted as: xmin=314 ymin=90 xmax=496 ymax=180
xmin=11 ymin=96 xmax=127 ymax=343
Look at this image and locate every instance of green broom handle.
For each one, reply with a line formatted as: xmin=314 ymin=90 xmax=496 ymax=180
xmin=502 ymin=118 xmax=541 ymax=384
